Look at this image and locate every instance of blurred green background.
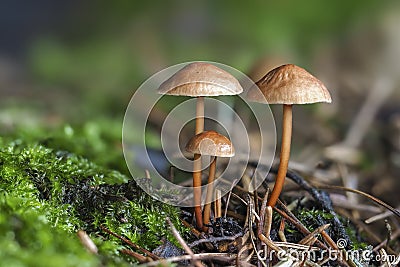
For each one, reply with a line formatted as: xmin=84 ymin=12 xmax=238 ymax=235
xmin=0 ymin=0 xmax=396 ymax=121
xmin=1 ymin=0 xmax=400 ymax=201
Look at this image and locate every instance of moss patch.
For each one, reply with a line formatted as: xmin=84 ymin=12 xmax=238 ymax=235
xmin=0 ymin=136 xmax=186 ymax=265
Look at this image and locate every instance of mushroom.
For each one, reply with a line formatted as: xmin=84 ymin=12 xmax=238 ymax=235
xmin=247 ymin=64 xmax=331 ymax=207
xmin=186 ymin=130 xmax=234 ymax=230
xmin=158 ymin=62 xmax=242 ymax=229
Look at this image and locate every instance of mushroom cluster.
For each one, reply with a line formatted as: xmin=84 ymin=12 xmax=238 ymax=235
xmin=159 ymin=62 xmax=331 ymax=231
xmin=158 ymin=62 xmax=242 ymax=230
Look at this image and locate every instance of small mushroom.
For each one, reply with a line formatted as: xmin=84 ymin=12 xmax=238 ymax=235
xmin=186 ymin=130 xmax=234 ymax=231
xmin=159 ymin=62 xmax=242 ymax=229
xmin=248 ymin=64 xmax=331 ymax=207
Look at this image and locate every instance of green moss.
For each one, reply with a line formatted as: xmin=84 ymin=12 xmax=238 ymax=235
xmin=0 ymin=198 xmax=100 ymax=267
xmin=0 ymin=137 xmax=187 ymax=265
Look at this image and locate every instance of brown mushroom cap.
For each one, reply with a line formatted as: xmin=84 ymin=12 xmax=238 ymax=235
xmin=158 ymin=62 xmax=243 ymax=96
xmin=247 ymin=64 xmax=332 ymax=104
xmin=185 ymin=130 xmax=235 ymax=157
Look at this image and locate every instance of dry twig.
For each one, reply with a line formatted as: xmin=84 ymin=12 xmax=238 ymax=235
xmin=77 ymin=230 xmax=98 ymax=254
xmin=166 ymin=217 xmax=204 ymax=267
xmin=140 ymin=253 xmax=235 ymax=266
xmin=313 ymin=184 xmax=400 ymax=219
xmin=299 ymin=224 xmax=330 ymax=246
xmin=100 ymin=225 xmax=159 ymax=260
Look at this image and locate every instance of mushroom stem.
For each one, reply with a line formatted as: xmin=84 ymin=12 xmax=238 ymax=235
xmin=193 ymin=155 xmax=203 ymax=229
xmin=195 ymin=96 xmax=204 ymax=134
xmin=267 ymin=104 xmax=293 ymax=207
xmin=202 ymin=156 xmax=217 ymax=231
xmin=193 ymin=96 xmax=205 ymax=229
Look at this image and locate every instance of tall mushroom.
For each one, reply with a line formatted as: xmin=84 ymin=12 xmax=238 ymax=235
xmin=158 ymin=62 xmax=242 ymax=229
xmin=247 ymin=64 xmax=332 ymax=207
xmin=186 ymin=130 xmax=234 ymax=230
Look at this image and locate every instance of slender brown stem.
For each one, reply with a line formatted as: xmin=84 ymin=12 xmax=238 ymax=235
xmin=203 ymin=156 xmax=217 ymax=231
xmin=193 ymin=154 xmax=203 ymax=229
xmin=193 ymin=96 xmax=204 ymax=229
xmin=195 ymin=96 xmax=204 ymax=134
xmin=267 ymin=104 xmax=292 ymax=207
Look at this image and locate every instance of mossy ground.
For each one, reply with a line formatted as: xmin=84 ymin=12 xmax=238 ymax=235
xmin=0 ymin=122 xmax=186 ymax=266
xmin=0 ymin=120 xmax=389 ymax=266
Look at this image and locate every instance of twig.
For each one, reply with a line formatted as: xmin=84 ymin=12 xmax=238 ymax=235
xmin=373 ymin=229 xmax=400 ymax=252
xmin=330 ymin=193 xmax=382 ymax=213
xmin=264 ymin=206 xmax=273 ymax=238
xmin=274 ymin=201 xmax=349 ymax=267
xmin=180 ymin=219 xmax=202 ymax=238
xmin=385 ymin=220 xmax=392 ymax=251
xmin=274 ymin=201 xmax=328 ymax=251
xmin=140 ymin=253 xmax=235 ymax=267
xmin=77 ymin=230 xmax=98 ymax=254
xmin=378 ymin=248 xmax=391 ymax=267
xmin=365 ymin=207 xmax=400 ymax=224
xmin=299 ymin=224 xmax=330 ymax=246
xmin=224 ymin=179 xmax=238 ymax=218
xmin=337 ymin=163 xmax=360 ymax=219
xmin=166 ymin=217 xmax=204 ymax=267
xmin=278 ymin=218 xmax=287 ymax=242
xmin=252 ymin=170 xmax=259 ymax=214
xmin=313 ymin=184 xmax=400 ymax=219
xmin=121 ymin=249 xmax=150 ymax=263
xmin=188 ymin=232 xmax=243 ymax=248
xmin=100 ymin=225 xmax=159 ymax=260
xmin=215 ymin=190 xmax=222 ymax=218
xmin=236 ymin=243 xmax=254 ymax=265
xmin=268 ymin=166 xmax=350 ymax=243
xmin=273 ymin=242 xmax=319 ymax=250
xmin=226 ymin=210 xmax=246 ymax=221
xmin=246 ymin=194 xmax=266 ymax=266
xmin=230 ymin=192 xmax=248 ymax=205
xmin=320 ymin=231 xmax=339 ymax=250
xmin=180 ymin=219 xmax=214 ymax=251
xmin=258 ymin=189 xmax=270 ymax=237
xmin=258 ymin=233 xmax=282 ymax=252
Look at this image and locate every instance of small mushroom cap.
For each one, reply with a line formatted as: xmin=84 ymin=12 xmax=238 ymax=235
xmin=247 ymin=64 xmax=332 ymax=104
xmin=185 ymin=130 xmax=235 ymax=157
xmin=158 ymin=62 xmax=243 ymax=96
